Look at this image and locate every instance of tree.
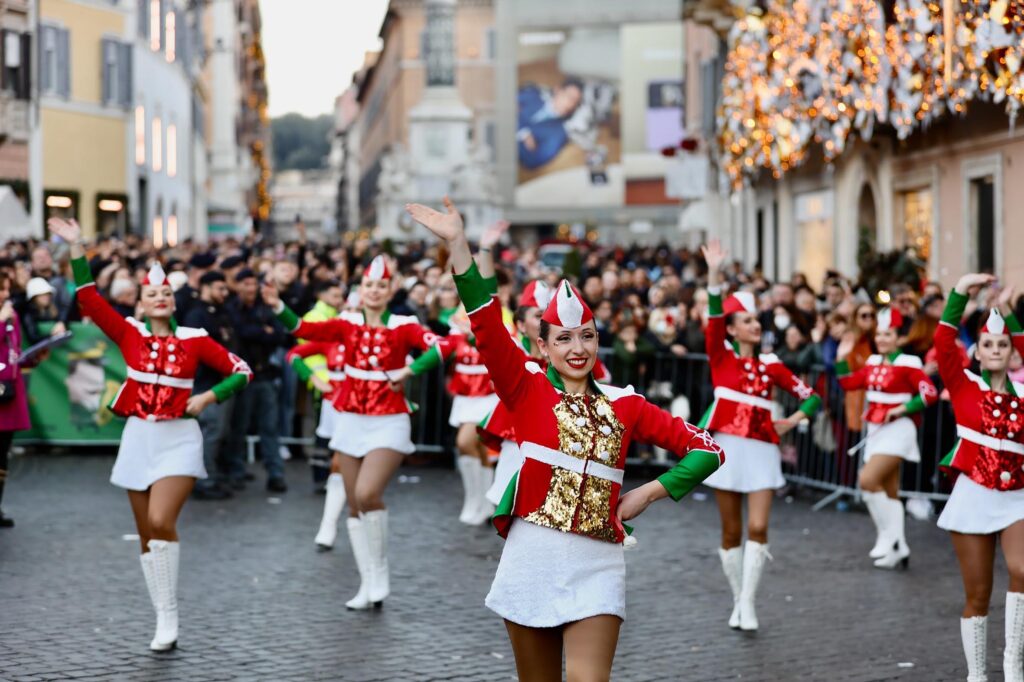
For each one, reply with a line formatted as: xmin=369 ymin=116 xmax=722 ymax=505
xmin=271 ymin=113 xmax=334 ymax=171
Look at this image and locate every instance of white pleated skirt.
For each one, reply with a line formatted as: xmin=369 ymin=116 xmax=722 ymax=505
xmin=316 ymin=400 xmax=340 ymax=439
xmin=486 ymin=520 xmax=626 ymax=627
xmin=486 ymin=440 xmax=522 ymax=506
xmin=328 ymin=411 xmax=415 ymax=458
xmin=110 ymin=417 xmax=206 ymax=491
xmin=448 ymin=393 xmax=500 ymax=428
xmin=863 ymin=418 xmax=920 ymax=463
xmin=703 ymin=432 xmax=785 ymax=493
xmin=938 ymin=475 xmax=1024 ymax=534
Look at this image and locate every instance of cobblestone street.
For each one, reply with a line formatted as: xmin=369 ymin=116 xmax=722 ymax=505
xmin=0 ymin=453 xmax=1005 ymax=680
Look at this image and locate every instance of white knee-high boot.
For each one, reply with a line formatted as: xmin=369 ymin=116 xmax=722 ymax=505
xmin=314 ymin=473 xmax=347 ymax=550
xmin=1006 ymin=593 xmax=1024 ymax=682
xmin=738 ymin=540 xmax=771 ymax=631
xmin=873 ymin=496 xmax=910 ymax=570
xmin=718 ymin=546 xmax=743 ymax=629
xmin=457 ymin=455 xmax=480 ymax=524
xmin=861 ymin=491 xmax=891 ymax=559
xmin=363 ymin=509 xmax=389 ymax=603
xmin=962 ymin=615 xmax=988 ymax=682
xmin=345 ymin=517 xmax=375 ymax=610
xmin=470 ymin=465 xmax=495 ymax=526
xmin=147 ymin=540 xmax=179 ymax=651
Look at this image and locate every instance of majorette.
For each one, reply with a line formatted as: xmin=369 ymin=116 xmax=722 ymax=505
xmin=933 ymin=275 xmax=1024 ymax=682
xmin=265 ymin=254 xmax=439 ymax=611
xmin=701 ymin=240 xmax=821 ymax=632
xmin=837 ymin=305 xmax=938 ymax=568
xmin=405 ymin=197 xmax=724 ymax=681
xmin=50 ymin=217 xmax=252 ymax=653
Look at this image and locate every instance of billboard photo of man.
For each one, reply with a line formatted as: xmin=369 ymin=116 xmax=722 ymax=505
xmin=516 ymin=77 xmax=585 ymax=170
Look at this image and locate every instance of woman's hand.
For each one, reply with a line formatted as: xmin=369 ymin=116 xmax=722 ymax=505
xmin=47 ymin=217 xmax=82 ymax=243
xmin=883 ymin=405 xmax=907 ymax=423
xmin=405 ymin=197 xmax=465 ymax=243
xmin=0 ymin=302 xmax=13 ymax=322
xmin=836 ymin=335 xmax=855 ymax=361
xmin=185 ymin=390 xmax=217 ymax=417
xmin=260 ymin=281 xmax=281 ymax=309
xmin=51 ymin=322 xmax=67 ymax=336
xmin=774 ymin=414 xmax=804 ymax=437
xmin=955 ymin=273 xmax=996 ymax=296
xmin=998 ymin=283 xmax=1017 ymax=315
xmin=480 ymin=219 xmax=510 ymax=250
xmin=311 ymin=376 xmax=333 ymax=394
xmin=701 ymin=239 xmax=728 ymax=273
xmin=616 ymin=481 xmax=667 ymax=522
xmin=388 ymin=366 xmax=413 ymax=391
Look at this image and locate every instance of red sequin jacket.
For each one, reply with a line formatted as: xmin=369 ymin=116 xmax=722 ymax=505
xmin=837 ymin=352 xmax=938 ymax=425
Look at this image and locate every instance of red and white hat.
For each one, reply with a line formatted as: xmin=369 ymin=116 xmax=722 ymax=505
xmin=518 ymin=279 xmax=554 ymax=309
xmin=980 ymin=308 xmax=1008 ymax=336
xmin=141 ymin=261 xmax=168 ymax=287
xmin=364 ymin=255 xmax=391 ymax=281
xmin=723 ymin=291 xmax=756 ymax=316
xmin=542 ymin=280 xmax=593 ymax=328
xmin=876 ymin=307 xmax=903 ymax=332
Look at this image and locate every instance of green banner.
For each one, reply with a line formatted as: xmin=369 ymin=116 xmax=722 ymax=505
xmin=16 ymin=322 xmax=126 ymax=444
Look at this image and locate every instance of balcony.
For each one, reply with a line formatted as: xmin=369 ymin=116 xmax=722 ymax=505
xmin=0 ymin=98 xmax=31 ymax=143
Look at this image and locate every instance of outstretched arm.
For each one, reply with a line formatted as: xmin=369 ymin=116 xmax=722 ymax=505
xmin=262 ymin=282 xmax=351 ymax=342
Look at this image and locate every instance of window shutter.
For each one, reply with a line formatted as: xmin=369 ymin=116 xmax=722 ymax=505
xmin=18 ymin=33 xmax=30 ymax=99
xmin=175 ymin=8 xmax=186 ymax=67
xmin=159 ymin=0 xmax=166 ymax=53
xmin=485 ymin=27 xmax=496 ymax=60
xmin=56 ymin=28 xmax=70 ymax=98
xmin=138 ymin=0 xmax=149 ymax=40
xmin=39 ymin=25 xmax=52 ymax=93
xmin=101 ymin=38 xmax=112 ymax=104
xmin=119 ymin=42 xmax=133 ymax=108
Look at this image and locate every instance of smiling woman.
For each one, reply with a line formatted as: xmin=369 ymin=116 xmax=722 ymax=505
xmin=404 ymin=197 xmax=724 ymax=681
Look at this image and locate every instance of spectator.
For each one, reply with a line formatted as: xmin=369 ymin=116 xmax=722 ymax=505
xmin=0 ymin=273 xmax=31 ymax=527
xmin=21 ymin=277 xmax=66 ymax=345
xmin=109 ymin=278 xmax=138 ymax=318
xmin=223 ymin=269 xmax=290 ymax=492
xmin=902 ymin=293 xmax=944 ymax=358
xmin=29 ymin=245 xmax=72 ymax=318
xmin=174 ymin=252 xmax=216 ymax=323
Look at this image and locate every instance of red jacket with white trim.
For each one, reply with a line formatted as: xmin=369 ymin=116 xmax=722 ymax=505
xmin=287 ymin=340 xmax=348 ymax=403
xmin=837 ymin=352 xmax=938 ymax=425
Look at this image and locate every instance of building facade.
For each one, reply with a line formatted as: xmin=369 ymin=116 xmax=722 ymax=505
xmin=39 ymin=0 xmax=132 ymax=239
xmin=0 ymin=1 xmax=33 ymax=202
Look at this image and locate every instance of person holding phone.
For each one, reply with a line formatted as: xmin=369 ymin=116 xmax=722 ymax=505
xmin=0 ymin=274 xmax=30 ymax=529
xmin=47 ymin=217 xmax=252 ymax=652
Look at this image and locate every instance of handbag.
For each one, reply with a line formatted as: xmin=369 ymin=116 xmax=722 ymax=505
xmin=0 ymin=322 xmax=19 ymax=404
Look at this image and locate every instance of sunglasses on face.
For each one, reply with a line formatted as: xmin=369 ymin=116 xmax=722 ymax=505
xmin=859 ymin=312 xmax=876 ymax=319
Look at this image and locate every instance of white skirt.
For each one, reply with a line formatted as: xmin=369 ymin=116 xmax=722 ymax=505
xmin=486 ymin=440 xmax=522 ymax=506
xmin=863 ymin=418 xmax=920 ymax=463
xmin=448 ymin=393 xmax=500 ymax=428
xmin=486 ymin=519 xmax=625 ymax=627
xmin=316 ymin=400 xmax=340 ymax=440
xmin=938 ymin=475 xmax=1024 ymax=534
xmin=703 ymin=432 xmax=785 ymax=493
xmin=328 ymin=411 xmax=415 ymax=458
xmin=110 ymin=417 xmax=206 ymax=491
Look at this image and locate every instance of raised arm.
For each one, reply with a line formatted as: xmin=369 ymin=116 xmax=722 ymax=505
xmin=617 ymin=398 xmax=725 ymax=521
xmin=406 ymin=198 xmax=533 ymax=407
xmin=1001 ymin=285 xmax=1024 ymax=357
xmin=701 ymin=240 xmax=729 ymax=368
xmin=835 ymin=338 xmax=867 ymax=392
xmin=475 ymin=219 xmax=510 ymax=282
xmin=48 ymin=217 xmax=130 ymax=344
xmin=937 ymin=274 xmax=994 ymax=393
xmin=262 ymin=282 xmax=352 ymax=342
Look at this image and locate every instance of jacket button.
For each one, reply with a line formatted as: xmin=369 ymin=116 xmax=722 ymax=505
xmin=168 ymin=344 xmax=175 ymax=351
xmin=168 ymin=355 xmax=176 ymax=362
xmin=570 ymin=442 xmax=583 ymax=452
xmin=575 ymin=417 xmax=586 ymax=427
xmin=996 ymin=396 xmax=1004 ymax=404
xmin=1002 ymin=471 xmax=1012 ymax=483
xmin=151 ymin=342 xmax=159 ymax=350
xmin=599 ymin=450 xmax=610 ymax=460
xmin=150 ymin=352 xmax=158 ymax=359
xmin=994 ymin=410 xmax=1002 ymax=417
xmin=1012 ymin=414 xmax=1019 ymax=422
xmin=165 ymin=368 xmax=173 ymax=375
xmin=600 ymin=425 xmax=612 ymax=435
xmin=147 ymin=363 xmax=155 ymax=371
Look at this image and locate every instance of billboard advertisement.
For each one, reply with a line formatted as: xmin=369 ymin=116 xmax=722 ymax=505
xmin=515 ymin=22 xmax=684 ymax=209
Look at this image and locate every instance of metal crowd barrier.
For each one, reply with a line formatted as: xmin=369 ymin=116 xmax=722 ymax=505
xmin=275 ymin=350 xmax=955 ymax=508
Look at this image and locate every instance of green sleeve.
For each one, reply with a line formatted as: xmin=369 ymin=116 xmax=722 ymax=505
xmin=482 ymin=274 xmax=498 ymax=297
xmin=657 ymin=450 xmax=722 ymax=502
xmin=903 ymin=394 xmax=926 ymax=416
xmin=798 ymin=394 xmax=821 ymax=418
xmin=452 ymin=261 xmax=493 ymax=313
xmin=409 ymin=344 xmax=443 ymax=376
xmin=1007 ymin=311 xmax=1023 ymax=335
xmin=708 ymin=288 xmax=723 ymax=316
xmin=275 ymin=303 xmax=300 ymax=332
xmin=211 ymin=373 xmax=248 ymax=403
xmin=71 ymin=256 xmax=93 ymax=286
xmin=291 ymin=356 xmax=313 ymax=384
xmin=835 ymin=359 xmax=851 ymax=377
xmin=941 ymin=290 xmax=969 ymax=327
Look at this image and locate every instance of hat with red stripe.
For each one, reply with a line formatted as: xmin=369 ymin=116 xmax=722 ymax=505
xmin=542 ymin=280 xmax=593 ymax=328
xmin=518 ymin=279 xmax=554 ymax=309
xmin=363 ymin=255 xmax=391 ymax=281
xmin=876 ymin=307 xmax=903 ymax=332
xmin=980 ymin=308 xmax=1008 ymax=336
xmin=141 ymin=261 xmax=168 ymax=287
xmin=723 ymin=291 xmax=756 ymax=316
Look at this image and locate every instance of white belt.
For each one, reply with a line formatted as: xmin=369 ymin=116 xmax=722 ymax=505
xmin=126 ymin=367 xmax=195 ymax=389
xmin=327 ymin=371 xmax=346 ymax=381
xmin=714 ymin=387 xmax=774 ymax=411
xmin=344 ymin=365 xmax=391 ymax=381
xmin=957 ymin=426 xmax=1024 ymax=455
xmin=454 ymin=363 xmax=489 ymax=375
xmin=866 ymin=391 xmax=911 ymax=404
xmin=521 ymin=442 xmax=624 ymax=484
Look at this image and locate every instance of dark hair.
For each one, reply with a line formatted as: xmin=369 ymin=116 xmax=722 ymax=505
xmin=514 ymin=305 xmax=534 ymax=325
xmin=539 ymin=319 xmax=551 ymax=341
xmin=314 ymin=279 xmax=342 ymax=296
xmin=561 ymin=77 xmax=584 ymax=92
xmin=495 ymin=270 xmax=511 ymax=287
xmin=198 ymin=271 xmax=226 ymax=286
xmin=234 ymin=268 xmax=257 ymax=283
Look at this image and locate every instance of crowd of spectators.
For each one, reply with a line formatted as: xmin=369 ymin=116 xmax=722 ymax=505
xmin=3 ymin=224 xmax=1022 ymax=498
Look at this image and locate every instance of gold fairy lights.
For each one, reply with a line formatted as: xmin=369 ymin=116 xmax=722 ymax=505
xmin=720 ymin=0 xmax=1024 ymax=185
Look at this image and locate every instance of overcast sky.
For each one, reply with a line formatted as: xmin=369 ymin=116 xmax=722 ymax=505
xmin=261 ymin=0 xmax=390 ymax=118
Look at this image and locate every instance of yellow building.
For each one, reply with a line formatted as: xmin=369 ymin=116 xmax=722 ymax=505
xmin=40 ymin=0 xmax=131 ymax=238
